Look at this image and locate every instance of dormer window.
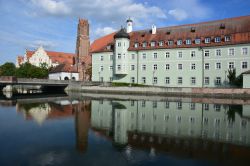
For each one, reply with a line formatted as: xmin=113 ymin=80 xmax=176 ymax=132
xmin=205 ymin=37 xmax=211 ymax=44
xmin=186 ymin=39 xmax=192 ymax=45
xmin=191 ymin=27 xmax=196 ymax=32
xmin=158 ymin=41 xmax=164 ymax=47
xmin=215 ymin=37 xmax=221 ymax=43
xmin=225 ymin=35 xmax=231 ymax=42
xmin=195 ymin=38 xmax=201 ymax=44
xmin=168 ymin=40 xmax=174 ymax=46
xmin=106 ymin=45 xmax=111 ymax=50
xmin=220 ymin=23 xmax=225 ymax=29
xmin=166 ymin=31 xmax=171 ymax=35
xmin=134 ymin=42 xmax=139 ymax=48
xmin=177 ymin=39 xmax=182 ymax=45
xmin=142 ymin=42 xmax=147 ymax=48
xmin=150 ymin=41 xmax=156 ymax=47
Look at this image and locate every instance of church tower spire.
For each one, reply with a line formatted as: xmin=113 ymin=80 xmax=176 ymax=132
xmin=75 ymin=19 xmax=90 ymax=81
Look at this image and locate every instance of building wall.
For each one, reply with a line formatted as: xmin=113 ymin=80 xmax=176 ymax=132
xmin=243 ymin=74 xmax=250 ymax=88
xmin=92 ymin=44 xmax=250 ymax=87
xmin=49 ymin=72 xmax=79 ymax=80
xmin=28 ymin=47 xmax=52 ymax=67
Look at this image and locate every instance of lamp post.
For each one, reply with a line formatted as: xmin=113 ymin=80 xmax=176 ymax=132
xmin=199 ymin=47 xmax=204 ymax=88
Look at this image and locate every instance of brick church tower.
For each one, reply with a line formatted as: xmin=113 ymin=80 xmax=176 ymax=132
xmin=75 ymin=19 xmax=90 ymax=81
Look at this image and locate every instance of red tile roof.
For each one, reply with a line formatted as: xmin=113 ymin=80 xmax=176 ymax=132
xmin=49 ymin=63 xmax=78 ymax=73
xmin=17 ymin=56 xmax=24 ymax=64
xmin=90 ymin=15 xmax=250 ymax=53
xmin=26 ymin=50 xmax=75 ymax=65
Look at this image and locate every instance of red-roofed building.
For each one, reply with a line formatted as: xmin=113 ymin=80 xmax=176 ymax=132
xmin=91 ymin=16 xmax=250 ymax=87
xmin=16 ymin=46 xmax=75 ymax=68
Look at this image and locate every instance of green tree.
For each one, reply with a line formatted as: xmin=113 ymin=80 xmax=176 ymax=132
xmin=227 ymin=68 xmax=243 ymax=87
xmin=0 ymin=62 xmax=16 ymax=76
xmin=16 ymin=63 xmax=48 ymax=78
xmin=86 ymin=64 xmax=92 ymax=81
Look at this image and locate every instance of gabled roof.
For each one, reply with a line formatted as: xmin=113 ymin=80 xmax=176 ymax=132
xmin=90 ymin=15 xmax=250 ymax=53
xmin=26 ymin=50 xmax=75 ymax=65
xmin=49 ymin=63 xmax=78 ymax=73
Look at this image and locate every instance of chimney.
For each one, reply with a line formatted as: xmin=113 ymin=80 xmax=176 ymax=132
xmin=152 ymin=24 xmax=156 ymax=34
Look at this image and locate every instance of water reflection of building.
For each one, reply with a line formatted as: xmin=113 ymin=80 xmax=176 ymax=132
xmin=16 ymin=99 xmax=91 ymax=153
xmin=91 ymin=100 xmax=250 ymax=147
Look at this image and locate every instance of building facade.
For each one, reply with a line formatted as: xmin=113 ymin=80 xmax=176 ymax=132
xmin=91 ymin=16 xmax=250 ymax=87
xmin=16 ymin=46 xmax=75 ymax=68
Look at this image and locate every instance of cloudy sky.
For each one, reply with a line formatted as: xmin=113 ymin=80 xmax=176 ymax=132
xmin=0 ymin=0 xmax=249 ymax=64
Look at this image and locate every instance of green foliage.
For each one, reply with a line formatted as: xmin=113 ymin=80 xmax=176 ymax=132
xmin=86 ymin=64 xmax=92 ymax=81
xmin=0 ymin=62 xmax=16 ymax=76
xmin=227 ymin=68 xmax=243 ymax=88
xmin=15 ymin=63 xmax=48 ymax=78
xmin=227 ymin=105 xmax=242 ymax=122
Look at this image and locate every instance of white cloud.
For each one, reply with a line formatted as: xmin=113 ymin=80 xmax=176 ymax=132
xmin=28 ymin=40 xmax=58 ymax=50
xmin=167 ymin=0 xmax=212 ymax=21
xmin=168 ymin=9 xmax=188 ymax=21
xmin=95 ymin=27 xmax=116 ymax=37
xmin=30 ymin=0 xmax=70 ymax=15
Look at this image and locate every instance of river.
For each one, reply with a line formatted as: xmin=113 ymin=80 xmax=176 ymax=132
xmin=0 ymin=93 xmax=249 ymax=166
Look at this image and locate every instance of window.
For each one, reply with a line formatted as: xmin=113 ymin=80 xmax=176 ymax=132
xmin=178 ymin=51 xmax=182 ymax=58
xmin=177 ymin=102 xmax=182 ymax=110
xmin=242 ymin=62 xmax=248 ymax=69
xmin=109 ymin=66 xmax=113 ymax=70
xmin=216 ymin=62 xmax=221 ymax=69
xmin=191 ymin=51 xmax=195 ymax=58
xmin=159 ymin=41 xmax=164 ymax=46
xmin=195 ymin=38 xmax=201 ymax=44
xmin=118 ymin=42 xmax=121 ymax=47
xmin=166 ymin=52 xmax=170 ymax=58
xmin=100 ymin=55 xmax=104 ymax=61
xmin=142 ymin=64 xmax=146 ymax=71
xmin=242 ymin=48 xmax=248 ymax=55
xmin=215 ymin=37 xmax=221 ymax=43
xmin=153 ymin=77 xmax=157 ymax=84
xmin=109 ymin=77 xmax=113 ymax=82
xmin=142 ymin=77 xmax=146 ymax=84
xmin=117 ymin=65 xmax=121 ymax=71
xmin=191 ymin=63 xmax=196 ymax=70
xmin=205 ymin=37 xmax=211 ymax=44
xmin=168 ymin=40 xmax=174 ymax=45
xmin=178 ymin=77 xmax=183 ymax=84
xmin=142 ymin=53 xmax=146 ymax=59
xmin=131 ymin=77 xmax=135 ymax=83
xmin=204 ymin=50 xmax=209 ymax=57
xmin=100 ymin=66 xmax=104 ymax=71
xmin=118 ymin=54 xmax=121 ymax=59
xmin=177 ymin=39 xmax=182 ymax=45
xmin=228 ymin=48 xmax=235 ymax=56
xmin=216 ymin=49 xmax=221 ymax=56
xmin=178 ymin=64 xmax=183 ymax=70
xmin=166 ymin=64 xmax=170 ymax=70
xmin=191 ymin=77 xmax=196 ymax=85
xmin=110 ymin=55 xmax=113 ymax=60
xmin=131 ymin=54 xmax=135 ymax=59
xmin=165 ymin=102 xmax=169 ymax=109
xmin=165 ymin=77 xmax=170 ymax=84
xmin=204 ymin=77 xmax=209 ymax=85
xmin=131 ymin=65 xmax=135 ymax=71
xmin=215 ymin=77 xmax=221 ymax=85
xmin=228 ymin=62 xmax=234 ymax=69
xmin=153 ymin=52 xmax=157 ymax=59
xmin=225 ymin=35 xmax=231 ymax=42
xmin=153 ymin=64 xmax=157 ymax=70
xmin=205 ymin=63 xmax=210 ymax=70
xmin=153 ymin=101 xmax=157 ymax=108
xmin=142 ymin=42 xmax=147 ymax=47
xmin=151 ymin=41 xmax=156 ymax=47
xmin=134 ymin=43 xmax=139 ymax=48
xmin=186 ymin=39 xmax=192 ymax=45
xmin=190 ymin=103 xmax=196 ymax=110
xmin=204 ymin=104 xmax=209 ymax=110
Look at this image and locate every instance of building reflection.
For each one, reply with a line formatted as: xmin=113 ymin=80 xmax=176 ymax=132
xmin=91 ymin=99 xmax=250 ymax=162
xmin=16 ymin=99 xmax=91 ymax=153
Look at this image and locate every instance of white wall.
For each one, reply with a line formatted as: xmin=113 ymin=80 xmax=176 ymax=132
xmin=49 ymin=72 xmax=79 ymax=81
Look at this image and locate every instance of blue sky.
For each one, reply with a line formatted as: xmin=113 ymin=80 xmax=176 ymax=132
xmin=0 ymin=0 xmax=249 ymax=64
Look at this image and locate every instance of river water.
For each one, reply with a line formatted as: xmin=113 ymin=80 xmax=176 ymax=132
xmin=0 ymin=94 xmax=250 ymax=166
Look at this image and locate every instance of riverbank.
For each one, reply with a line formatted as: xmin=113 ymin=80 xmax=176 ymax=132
xmin=66 ymin=83 xmax=250 ymax=99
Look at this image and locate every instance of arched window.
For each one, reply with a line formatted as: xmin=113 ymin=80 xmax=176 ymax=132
xmin=64 ymin=77 xmax=69 ymax=80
